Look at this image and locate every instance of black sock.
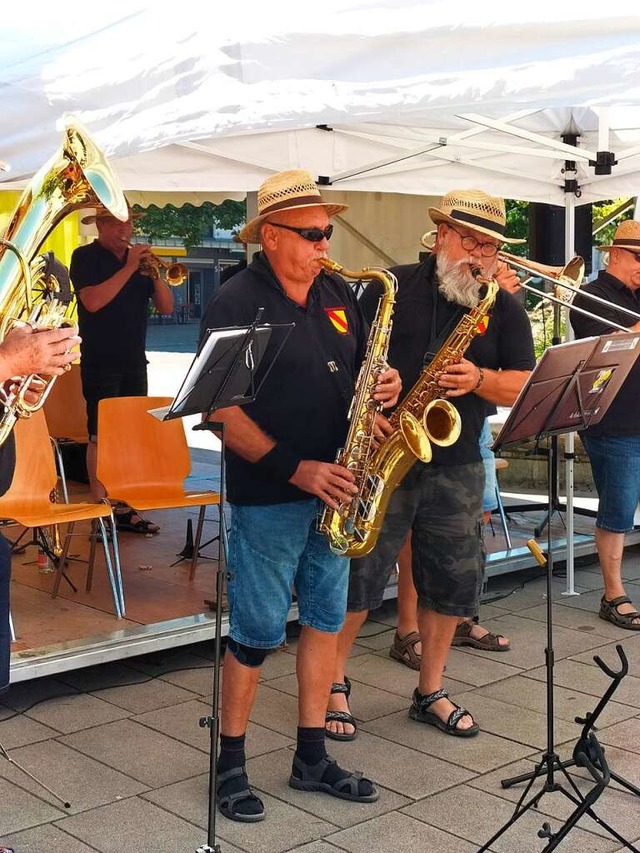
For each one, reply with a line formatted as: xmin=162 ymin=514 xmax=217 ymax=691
xmin=217 ymin=733 xmax=246 ymax=775
xmin=295 ymin=726 xmax=326 ymax=766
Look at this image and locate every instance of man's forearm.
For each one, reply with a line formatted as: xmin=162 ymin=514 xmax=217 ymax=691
xmin=210 ymin=405 xmax=275 ymax=462
xmin=77 ymin=267 xmax=134 ymax=312
xmin=475 ymin=369 xmax=531 ymax=407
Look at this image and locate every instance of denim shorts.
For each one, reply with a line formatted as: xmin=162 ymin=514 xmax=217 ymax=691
xmin=479 ymin=419 xmax=497 ymax=513
xmin=227 ymin=499 xmax=349 ymax=648
xmin=582 ymin=434 xmax=640 ymax=533
xmin=347 ymin=461 xmax=485 ymax=618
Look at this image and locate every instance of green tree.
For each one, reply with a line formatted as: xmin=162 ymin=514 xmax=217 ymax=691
xmin=132 ymin=200 xmax=246 ymax=250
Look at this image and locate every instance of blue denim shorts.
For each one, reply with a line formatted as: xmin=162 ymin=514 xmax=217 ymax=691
xmin=479 ymin=419 xmax=497 ymax=513
xmin=582 ymin=434 xmax=640 ymax=533
xmin=227 ymin=499 xmax=349 ymax=648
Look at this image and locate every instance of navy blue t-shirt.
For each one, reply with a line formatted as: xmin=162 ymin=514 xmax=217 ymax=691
xmin=199 ymin=252 xmax=368 ymax=505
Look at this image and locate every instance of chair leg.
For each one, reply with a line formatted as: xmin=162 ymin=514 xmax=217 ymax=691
xmin=97 ymin=516 xmax=124 ymax=619
xmin=188 ymin=506 xmax=207 ymax=581
xmin=495 ymin=484 xmax=513 ymax=550
xmin=86 ymin=520 xmax=99 ymax=591
xmin=9 ymin=610 xmax=15 ymax=643
xmin=50 ymin=438 xmax=70 ymax=503
xmin=51 ymin=523 xmax=75 ymax=599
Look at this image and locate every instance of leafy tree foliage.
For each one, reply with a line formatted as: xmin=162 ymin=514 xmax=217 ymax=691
xmin=132 ymin=200 xmax=246 ymax=250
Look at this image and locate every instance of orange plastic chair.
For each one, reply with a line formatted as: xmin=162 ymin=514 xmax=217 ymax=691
xmin=42 ymin=363 xmax=89 ymax=500
xmin=96 ymin=396 xmax=221 ymax=580
xmin=0 ymin=409 xmax=125 ymax=617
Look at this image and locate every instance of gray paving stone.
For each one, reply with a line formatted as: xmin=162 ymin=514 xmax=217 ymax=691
xmin=338 ymin=651 xmax=471 ymax=699
xmin=402 ymin=783 xmax=620 ymax=852
xmin=249 ymin=684 xmax=299 ymax=736
xmin=353 ymin=626 xmax=396 ymax=651
xmin=434 ymin=646 xmax=524 ymax=686
xmin=0 ymin=823 xmax=99 ymax=853
xmin=263 ymin=673 xmax=408 ymax=723
xmin=143 ymin=772 xmax=338 ymax=853
xmin=524 ymin=659 xmax=640 ymax=709
xmin=54 ymin=796 xmax=205 ymax=853
xmin=24 ymin=692 xmax=130 ymax=733
xmin=475 ymin=674 xmax=637 ymax=727
xmin=156 ymin=663 xmax=219 ymax=696
xmin=0 ymin=710 xmax=58 ymax=747
xmin=0 ymin=776 xmax=66 ymax=836
xmin=126 ymin=648 xmax=215 ymax=676
xmin=59 ymin=719 xmax=207 ymax=787
xmin=56 ymin=662 xmax=146 ymax=692
xmin=517 ymin=602 xmax=634 ymax=639
xmin=1 ymin=677 xmax=79 ymax=712
xmin=0 ymin=739 xmax=148 ymax=814
xmin=569 ymin=633 xmax=640 ymax=674
xmin=326 ymin=810 xmax=478 ymax=853
xmin=598 ymin=716 xmax=640 ymax=754
xmin=89 ymin=676 xmax=201 ymax=714
xmin=284 ymin=843 xmax=344 ymax=853
xmin=454 ymin=690 xmax=578 ymax=747
xmin=361 ymin=708 xmax=535 ymax=772
xmin=134 ymin=698 xmax=294 ymax=756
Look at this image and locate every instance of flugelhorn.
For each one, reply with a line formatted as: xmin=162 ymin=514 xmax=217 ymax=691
xmin=420 ymin=230 xmax=640 ymax=331
xmin=137 ymin=252 xmax=188 ymax=286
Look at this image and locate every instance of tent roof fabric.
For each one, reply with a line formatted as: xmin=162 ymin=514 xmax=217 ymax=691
xmin=3 ymin=4 xmax=640 ymax=205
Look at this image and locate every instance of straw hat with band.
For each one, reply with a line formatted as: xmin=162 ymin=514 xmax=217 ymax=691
xmin=428 ymin=189 xmax=525 ymax=245
xmin=81 ymin=203 xmax=142 ymax=226
xmin=238 ymin=169 xmax=348 ymax=245
xmin=596 ymin=220 xmax=640 ymax=252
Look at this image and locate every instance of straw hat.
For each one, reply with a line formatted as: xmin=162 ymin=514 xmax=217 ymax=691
xmin=238 ymin=169 xmax=348 ymax=244
xmin=596 ymin=219 xmax=640 ymax=251
xmin=81 ymin=202 xmax=142 ymax=226
xmin=428 ymin=189 xmax=525 ymax=245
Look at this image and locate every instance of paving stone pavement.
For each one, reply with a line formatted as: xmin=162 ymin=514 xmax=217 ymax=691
xmin=1 ymin=549 xmax=640 ymax=852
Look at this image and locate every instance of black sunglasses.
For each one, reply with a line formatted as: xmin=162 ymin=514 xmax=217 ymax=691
xmin=621 ymin=247 xmax=640 ymax=263
xmin=269 ymin=222 xmax=334 ymax=242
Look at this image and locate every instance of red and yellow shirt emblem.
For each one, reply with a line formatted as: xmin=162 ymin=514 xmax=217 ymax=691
xmin=325 ymin=306 xmax=349 ymax=335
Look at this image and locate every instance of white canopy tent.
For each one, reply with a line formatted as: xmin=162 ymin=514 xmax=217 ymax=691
xmin=4 ymin=1 xmax=640 ymax=598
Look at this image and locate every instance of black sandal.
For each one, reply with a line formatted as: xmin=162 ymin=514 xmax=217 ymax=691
xmin=325 ymin=676 xmax=357 ymax=741
xmin=115 ymin=509 xmax=160 ymax=535
xmin=599 ymin=595 xmax=640 ymax=630
xmin=216 ymin=766 xmax=265 ymax=823
xmin=409 ymin=687 xmax=479 ymax=737
xmin=289 ymin=754 xmax=378 ymax=802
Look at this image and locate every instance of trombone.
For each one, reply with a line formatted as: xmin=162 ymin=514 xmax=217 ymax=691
xmin=420 ymin=231 xmax=640 ymax=332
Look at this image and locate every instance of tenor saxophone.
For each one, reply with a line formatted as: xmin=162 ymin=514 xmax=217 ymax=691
xmin=341 ymin=269 xmax=500 ymax=558
xmin=317 ymin=258 xmax=397 ymax=556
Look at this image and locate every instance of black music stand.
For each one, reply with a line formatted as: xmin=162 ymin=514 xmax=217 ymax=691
xmin=155 ymin=310 xmax=293 ymax=853
xmin=477 ymin=331 xmax=640 ymax=853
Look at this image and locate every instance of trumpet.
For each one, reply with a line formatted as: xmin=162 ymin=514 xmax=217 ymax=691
xmin=420 ymin=231 xmax=640 ymax=332
xmin=136 ymin=251 xmax=188 ymax=287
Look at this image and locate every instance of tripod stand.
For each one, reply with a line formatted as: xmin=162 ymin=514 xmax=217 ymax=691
xmin=478 ymin=332 xmax=640 ymax=852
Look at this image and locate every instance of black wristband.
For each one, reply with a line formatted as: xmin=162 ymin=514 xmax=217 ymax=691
xmin=258 ymin=443 xmax=302 ymax=482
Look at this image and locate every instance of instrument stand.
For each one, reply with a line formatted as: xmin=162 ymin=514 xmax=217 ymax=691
xmin=478 ymin=333 xmax=640 ymax=853
xmin=155 ymin=310 xmax=293 ymax=853
xmin=9 ymin=526 xmax=78 ymax=592
xmin=0 ymin=738 xmax=71 ymax=810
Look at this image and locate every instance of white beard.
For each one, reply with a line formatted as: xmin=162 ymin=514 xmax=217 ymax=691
xmin=435 ymin=254 xmax=482 ymax=308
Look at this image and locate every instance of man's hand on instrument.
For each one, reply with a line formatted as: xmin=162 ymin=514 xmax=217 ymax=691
xmin=494 ymin=260 xmax=520 ymax=293
xmin=438 ymin=358 xmax=482 ymax=397
xmin=373 ymin=366 xmax=401 ymax=408
xmin=0 ymin=324 xmax=80 ymax=381
xmin=126 ymin=243 xmax=152 ymax=271
xmin=372 ymin=412 xmax=393 ymax=448
xmin=3 ymin=375 xmax=47 ymax=405
xmin=289 ymin=460 xmax=357 ymax=509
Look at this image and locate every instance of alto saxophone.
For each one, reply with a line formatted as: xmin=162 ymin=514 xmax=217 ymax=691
xmin=342 ymin=268 xmax=500 ymax=558
xmin=317 ymin=258 xmax=397 ymax=555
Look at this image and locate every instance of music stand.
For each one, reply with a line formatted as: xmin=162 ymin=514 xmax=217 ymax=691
xmin=477 ymin=330 xmax=640 ymax=853
xmin=155 ymin=310 xmax=293 ymax=853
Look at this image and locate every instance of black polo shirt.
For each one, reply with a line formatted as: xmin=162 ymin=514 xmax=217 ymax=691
xmin=70 ymin=241 xmax=154 ymax=370
xmin=199 ymin=252 xmax=368 ymax=504
xmin=0 ymin=435 xmax=15 ymax=497
xmin=359 ymin=255 xmax=535 ymax=465
xmin=570 ymin=270 xmax=640 ymax=437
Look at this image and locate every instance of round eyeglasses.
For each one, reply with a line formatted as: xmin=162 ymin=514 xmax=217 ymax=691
xmin=448 ymin=225 xmax=500 ymax=257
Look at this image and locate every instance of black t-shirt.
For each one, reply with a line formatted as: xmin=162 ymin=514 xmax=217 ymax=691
xmin=199 ymin=252 xmax=368 ymax=505
xmin=359 ymin=256 xmax=536 ymax=464
xmin=69 ymin=241 xmax=154 ymax=370
xmin=570 ymin=270 xmax=640 ymax=437
xmin=0 ymin=434 xmax=15 ymax=497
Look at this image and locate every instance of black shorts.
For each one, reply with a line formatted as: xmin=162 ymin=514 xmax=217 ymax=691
xmin=81 ymin=366 xmax=148 ymax=437
xmin=347 ymin=461 xmax=485 ymax=618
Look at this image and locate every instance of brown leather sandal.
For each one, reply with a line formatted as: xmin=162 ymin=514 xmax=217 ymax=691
xmin=451 ymin=620 xmax=510 ymax=651
xmin=389 ymin=630 xmax=421 ymax=670
xmin=599 ymin=595 xmax=640 ymax=630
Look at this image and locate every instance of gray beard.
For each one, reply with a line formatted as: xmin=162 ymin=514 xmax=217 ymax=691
xmin=436 ymin=254 xmax=482 ymax=308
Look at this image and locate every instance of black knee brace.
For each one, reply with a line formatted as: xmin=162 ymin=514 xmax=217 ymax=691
xmin=227 ymin=638 xmax=269 ymax=668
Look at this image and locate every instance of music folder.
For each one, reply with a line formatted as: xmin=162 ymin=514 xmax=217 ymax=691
xmin=493 ymin=331 xmax=640 ymax=451
xmin=148 ymin=323 xmax=274 ymax=421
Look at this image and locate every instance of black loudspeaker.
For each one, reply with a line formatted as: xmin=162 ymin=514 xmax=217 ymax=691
xmin=528 ymin=203 xmax=592 ymax=276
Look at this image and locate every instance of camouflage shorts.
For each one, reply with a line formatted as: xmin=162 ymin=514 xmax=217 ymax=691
xmin=347 ymin=461 xmax=485 ymax=617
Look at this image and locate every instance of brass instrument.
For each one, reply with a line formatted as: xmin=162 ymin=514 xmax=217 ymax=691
xmin=341 ymin=270 xmax=499 ymax=558
xmin=421 ymin=230 xmax=639 ymax=330
xmin=138 ymin=253 xmax=188 ymax=286
xmin=317 ymin=258 xmax=397 ymax=556
xmin=0 ymin=122 xmax=128 ymax=446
